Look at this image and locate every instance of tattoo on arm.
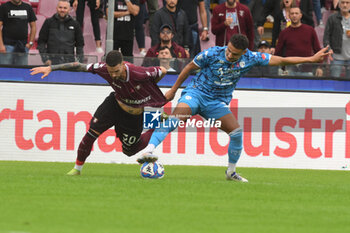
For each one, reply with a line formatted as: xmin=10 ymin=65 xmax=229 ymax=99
xmin=50 ymin=62 xmax=88 ymax=72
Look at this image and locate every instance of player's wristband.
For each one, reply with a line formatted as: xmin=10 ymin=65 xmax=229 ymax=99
xmin=203 ymin=27 xmax=209 ymax=31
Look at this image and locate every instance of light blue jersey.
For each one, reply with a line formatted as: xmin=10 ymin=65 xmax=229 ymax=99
xmin=188 ymin=46 xmax=271 ymax=104
xmin=149 ymin=45 xmax=269 ymax=173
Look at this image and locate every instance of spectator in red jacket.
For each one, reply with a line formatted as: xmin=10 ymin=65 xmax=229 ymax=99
xmin=145 ymin=24 xmax=188 ymax=58
xmin=211 ymin=0 xmax=254 ymax=50
xmin=275 ymin=7 xmax=323 ymax=76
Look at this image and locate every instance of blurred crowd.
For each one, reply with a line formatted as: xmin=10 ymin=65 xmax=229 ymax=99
xmin=0 ymin=0 xmax=349 ymax=78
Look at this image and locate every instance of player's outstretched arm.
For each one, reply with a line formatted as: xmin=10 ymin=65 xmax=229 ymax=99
xmin=165 ymin=61 xmax=199 ymax=101
xmin=50 ymin=62 xmax=88 ymax=72
xmin=268 ymin=46 xmax=332 ymax=66
xmin=30 ymin=62 xmax=88 ymax=79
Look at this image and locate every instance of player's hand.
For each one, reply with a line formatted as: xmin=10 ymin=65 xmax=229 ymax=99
xmin=30 ymin=66 xmax=52 ymax=79
xmin=165 ymin=89 xmax=176 ymax=101
xmin=95 ymin=0 xmax=100 ymax=9
xmin=312 ymin=46 xmax=333 ymax=63
xmin=270 ymin=47 xmax=275 ymax=55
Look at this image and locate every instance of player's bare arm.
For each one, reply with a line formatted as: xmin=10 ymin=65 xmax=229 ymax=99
xmin=268 ymin=46 xmax=332 ymax=66
xmin=30 ymin=62 xmax=88 ymax=79
xmin=154 ymin=66 xmax=168 ymax=83
xmin=165 ymin=61 xmax=199 ymax=101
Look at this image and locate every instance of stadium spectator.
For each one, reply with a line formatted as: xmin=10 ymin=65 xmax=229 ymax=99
xmin=257 ymin=40 xmax=271 ymax=53
xmin=211 ymin=0 xmax=254 ymax=50
xmin=203 ymin=0 xmax=229 ymax=34
xmin=107 ymin=0 xmax=139 ymax=57
xmin=177 ymin=0 xmax=209 ymax=57
xmin=146 ymin=24 xmax=187 ymax=58
xmin=134 ymin=0 xmax=147 ymax=56
xmin=0 ymin=0 xmax=36 ymax=65
xmin=313 ymin=0 xmax=323 ymax=26
xmin=257 ymin=0 xmax=281 ymax=42
xmin=30 ymin=50 xmax=168 ymax=176
xmin=248 ymin=0 xmax=266 ymax=50
xmin=146 ymin=0 xmax=158 ymax=26
xmin=157 ymin=46 xmax=176 ymax=71
xmin=204 ymin=0 xmax=210 ymax=37
xmin=269 ymin=0 xmax=296 ymax=53
xmin=323 ymin=0 xmax=350 ymax=78
xmin=38 ymin=0 xmax=84 ymax=65
xmin=150 ymin=0 xmax=190 ymax=58
xmin=296 ymin=0 xmax=315 ymax=27
xmin=248 ymin=40 xmax=279 ymax=76
xmin=275 ymin=7 xmax=323 ymax=76
xmin=72 ymin=0 xmax=103 ymax=53
xmin=138 ymin=34 xmax=331 ymax=182
xmin=257 ymin=0 xmax=315 ymax=53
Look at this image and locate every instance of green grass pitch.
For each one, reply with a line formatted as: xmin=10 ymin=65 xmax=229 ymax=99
xmin=0 ymin=161 xmax=349 ymax=233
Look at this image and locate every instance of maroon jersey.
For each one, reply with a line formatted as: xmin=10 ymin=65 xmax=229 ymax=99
xmin=87 ymin=62 xmax=167 ymax=108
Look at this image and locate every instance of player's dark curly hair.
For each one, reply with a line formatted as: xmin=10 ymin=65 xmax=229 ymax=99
xmin=105 ymin=50 xmax=123 ymax=67
xmin=229 ymin=34 xmax=249 ymax=50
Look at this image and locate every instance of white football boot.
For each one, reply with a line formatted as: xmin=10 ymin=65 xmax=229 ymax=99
xmin=225 ymin=170 xmax=248 ymax=182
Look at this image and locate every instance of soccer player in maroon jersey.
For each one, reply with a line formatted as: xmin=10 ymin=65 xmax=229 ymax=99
xmin=30 ymin=50 xmax=168 ymax=175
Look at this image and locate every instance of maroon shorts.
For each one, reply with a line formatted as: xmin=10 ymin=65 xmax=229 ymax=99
xmin=90 ymin=92 xmax=143 ymax=150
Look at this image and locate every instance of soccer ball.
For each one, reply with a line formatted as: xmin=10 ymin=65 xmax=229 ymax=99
xmin=140 ymin=161 xmax=165 ymax=179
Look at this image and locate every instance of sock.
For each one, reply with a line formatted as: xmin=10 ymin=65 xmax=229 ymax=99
xmin=74 ymin=163 xmax=83 ymax=171
xmin=76 ymin=130 xmax=98 ymax=168
xmin=227 ymin=163 xmax=237 ymax=173
xmin=149 ymin=117 xmax=180 ymax=148
xmin=143 ymin=144 xmax=156 ymax=154
xmin=227 ymin=128 xmax=243 ymax=173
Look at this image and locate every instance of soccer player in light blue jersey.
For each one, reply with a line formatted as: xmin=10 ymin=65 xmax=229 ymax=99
xmin=138 ymin=34 xmax=331 ymax=182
